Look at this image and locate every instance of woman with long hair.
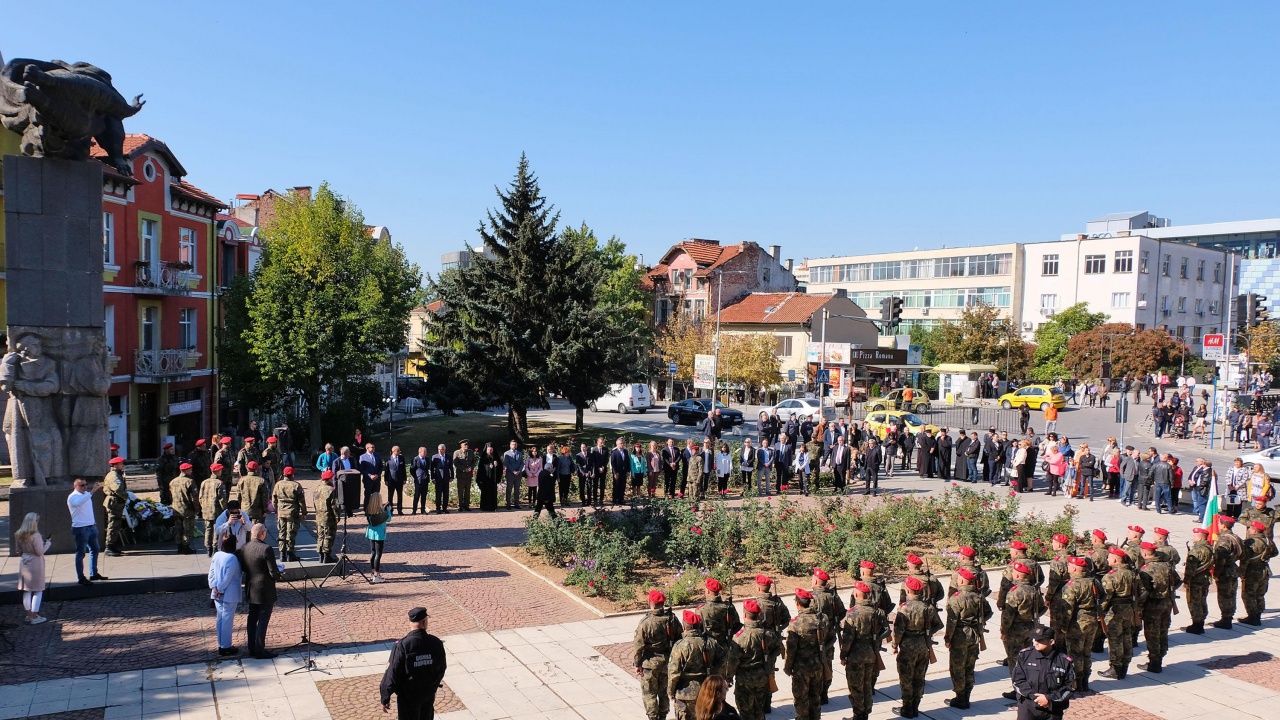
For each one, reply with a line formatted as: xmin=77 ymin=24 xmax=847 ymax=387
xmin=365 ymin=492 xmax=390 ymax=584
xmin=15 ymin=512 xmax=50 ymax=624
xmin=208 ymin=533 xmax=243 ymax=655
xmin=646 ymin=440 xmax=662 ymax=497
xmin=715 ymin=442 xmax=733 ymax=495
xmin=694 ymin=675 xmax=740 ymax=720
xmin=1012 ymin=439 xmax=1030 ymax=493
xmin=630 ymin=441 xmax=647 ymax=497
xmin=793 ymin=442 xmax=811 ymax=496
xmin=477 ymin=443 xmax=501 ymax=512
xmin=524 ymin=446 xmax=543 ymax=505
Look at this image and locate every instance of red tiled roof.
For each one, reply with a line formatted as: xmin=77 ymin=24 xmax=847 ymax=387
xmin=694 ymin=243 xmax=744 ymax=277
xmin=216 ymin=213 xmax=253 ymax=228
xmin=424 ymin=300 xmax=444 ymax=313
xmin=713 ymin=292 xmax=835 ymax=325
xmin=680 ymin=239 xmax=724 ymax=266
xmin=90 ymin=133 xmax=188 ymax=178
xmin=172 ymin=179 xmax=227 ymax=209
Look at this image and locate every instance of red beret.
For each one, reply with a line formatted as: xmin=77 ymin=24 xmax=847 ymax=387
xmin=904 ymin=576 xmax=924 ymax=592
xmin=220 ymin=437 xmax=232 ymax=444
xmin=705 ymin=578 xmax=722 ymax=593
xmin=247 ymin=461 xmax=259 ymax=470
xmin=1192 ymin=527 xmax=1209 ymax=535
xmin=246 ymin=437 xmax=255 ymax=442
xmin=755 ymin=574 xmax=772 ymax=586
xmin=1108 ymin=547 xmax=1128 ymax=558
xmin=956 ymin=568 xmax=975 ymax=581
xmin=282 ymin=467 xmax=294 ymax=476
xmin=195 ymin=439 xmax=206 ymax=447
xmin=1256 ymin=494 xmax=1270 ymax=502
xmin=178 ymin=463 xmax=193 ymax=471
xmin=906 ymin=554 xmax=923 ymax=566
xmin=110 ymin=443 xmax=120 ymax=450
xmin=854 ymin=581 xmax=871 ymax=594
xmin=649 ymin=590 xmax=665 ymax=604
xmin=1127 ymin=525 xmax=1144 ymax=535
xmin=1140 ymin=541 xmax=1157 ymax=551
xmin=210 ymin=463 xmax=224 ymax=471
xmin=321 ymin=470 xmax=334 ymax=480
xmin=682 ymin=610 xmax=702 ymax=625
xmin=1218 ymin=515 xmax=1235 ymax=525
xmin=1012 ymin=562 xmax=1031 ymax=575
xmin=813 ymin=568 xmax=830 ymax=582
xmin=1052 ymin=534 xmax=1068 ymax=544
xmin=1068 ymin=556 xmax=1088 ymax=568
xmin=109 ymin=456 xmax=125 ymax=465
xmin=163 ymin=442 xmax=174 ymax=449
xmin=795 ymin=588 xmax=813 ymax=600
xmin=1252 ymin=521 xmax=1267 ymax=532
xmin=958 ymin=546 xmax=976 ymax=558
xmin=743 ymin=599 xmax=760 ymax=614
xmin=1010 ymin=540 xmax=1028 ymax=551
xmin=860 ymin=560 xmax=876 ymax=570
xmin=1153 ymin=527 xmax=1170 ymax=536
xmin=1092 ymin=529 xmax=1107 ymax=541
xmin=267 ymin=436 xmax=278 ymax=443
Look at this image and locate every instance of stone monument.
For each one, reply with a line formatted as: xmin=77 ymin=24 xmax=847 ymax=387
xmin=1 ymin=56 xmax=141 ymax=553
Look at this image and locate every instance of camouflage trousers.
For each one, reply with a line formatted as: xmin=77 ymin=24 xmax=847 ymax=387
xmin=844 ymin=652 xmax=880 ymax=716
xmin=897 ymin=639 xmax=930 ymax=704
xmin=316 ymin=523 xmax=334 ymax=557
xmin=204 ymin=519 xmax=218 ymax=553
xmin=175 ymin=514 xmax=195 ymax=546
xmin=1105 ymin=608 xmax=1135 ymax=670
xmin=640 ymin=659 xmax=668 ymax=720
xmin=1216 ymin=574 xmax=1239 ymax=620
xmin=821 ymin=642 xmax=836 ymax=695
xmin=1242 ymin=567 xmax=1269 ymax=619
xmin=790 ymin=667 xmax=823 ymax=720
xmin=733 ymin=669 xmax=771 ymax=720
xmin=1142 ymin=602 xmax=1172 ymax=661
xmin=1186 ymin=582 xmax=1210 ymax=625
xmin=672 ymin=698 xmax=694 ymax=720
xmin=1003 ymin=623 xmax=1033 ymax=671
xmin=105 ymin=505 xmax=125 ymax=548
xmin=947 ymin=637 xmax=980 ymax=696
xmin=1066 ymin=623 xmax=1097 ymax=683
xmin=278 ymin=517 xmax=299 ymax=556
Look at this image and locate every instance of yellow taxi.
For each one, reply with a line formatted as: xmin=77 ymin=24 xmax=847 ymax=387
xmin=998 ymin=384 xmax=1067 ymax=410
xmin=865 ymin=410 xmax=940 ymax=439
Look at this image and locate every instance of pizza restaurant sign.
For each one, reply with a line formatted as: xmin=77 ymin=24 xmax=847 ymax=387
xmin=807 ymin=344 xmax=906 ymax=365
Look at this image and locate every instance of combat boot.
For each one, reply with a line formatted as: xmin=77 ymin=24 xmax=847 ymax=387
xmin=1212 ymin=618 xmax=1233 ymax=630
xmin=1183 ymin=623 xmax=1204 ymax=634
xmin=1098 ymin=665 xmax=1121 ymax=679
xmin=1078 ymin=676 xmax=1089 ymax=692
xmin=1138 ymin=659 xmax=1162 ymax=673
xmin=945 ymin=692 xmax=970 ymax=709
xmin=1238 ymin=615 xmax=1261 ymax=626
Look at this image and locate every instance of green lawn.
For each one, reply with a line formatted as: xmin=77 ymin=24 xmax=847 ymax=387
xmin=370 ymin=412 xmax=675 ymax=453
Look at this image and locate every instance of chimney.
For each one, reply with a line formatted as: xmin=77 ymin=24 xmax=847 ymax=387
xmin=291 ymin=186 xmax=313 ymax=200
xmin=833 ymin=288 xmax=847 ymax=298
xmin=785 ymin=258 xmax=794 ymax=271
xmin=769 ymin=244 xmax=781 ymax=259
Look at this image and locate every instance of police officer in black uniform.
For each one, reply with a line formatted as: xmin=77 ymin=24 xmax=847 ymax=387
xmin=380 ymin=607 xmax=447 ymax=719
xmin=1010 ymin=624 xmax=1075 ymax=720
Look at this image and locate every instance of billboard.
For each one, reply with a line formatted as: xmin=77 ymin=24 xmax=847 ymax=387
xmin=806 ymin=342 xmax=851 ymax=364
xmin=693 ymin=354 xmax=716 ymax=390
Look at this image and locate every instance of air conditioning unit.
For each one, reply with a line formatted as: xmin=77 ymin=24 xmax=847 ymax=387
xmin=1040 ymin=307 xmax=1056 ymax=317
xmin=1021 ymin=321 xmax=1034 ymax=332
xmin=1162 ymin=309 xmax=1172 ymax=317
xmin=921 ymin=307 xmax=930 ymax=316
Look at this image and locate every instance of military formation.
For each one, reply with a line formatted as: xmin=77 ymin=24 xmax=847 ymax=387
xmin=632 ymin=515 xmax=1276 ymax=719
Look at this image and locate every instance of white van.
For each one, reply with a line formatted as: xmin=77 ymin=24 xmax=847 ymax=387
xmin=590 ymin=384 xmax=652 ymax=414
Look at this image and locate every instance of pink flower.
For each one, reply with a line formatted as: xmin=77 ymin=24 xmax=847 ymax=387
xmin=952 ymin=482 xmax=958 ymax=487
xmin=692 ymin=526 xmax=703 ymax=535
xmin=1009 ymin=491 xmax=1017 ymax=497
xmin=568 ymin=516 xmax=577 ymax=523
xmin=958 ymin=515 xmax=965 ymax=520
xmin=588 ymin=581 xmax=595 ymax=588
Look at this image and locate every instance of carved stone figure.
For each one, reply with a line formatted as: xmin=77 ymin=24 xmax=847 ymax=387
xmin=61 ymin=334 xmax=111 ymax=477
xmin=0 ymin=57 xmax=144 ymax=176
xmin=0 ymin=335 xmax=65 ymax=485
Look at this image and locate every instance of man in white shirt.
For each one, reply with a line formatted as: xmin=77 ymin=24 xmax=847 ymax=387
xmin=67 ymin=477 xmax=107 ymax=586
xmin=214 ymin=500 xmax=251 ymax=548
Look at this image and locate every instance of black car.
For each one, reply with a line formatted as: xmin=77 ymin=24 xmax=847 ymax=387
xmin=667 ymin=399 xmax=745 ymax=426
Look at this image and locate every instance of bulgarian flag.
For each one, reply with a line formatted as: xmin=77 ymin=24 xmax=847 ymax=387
xmin=1202 ymin=495 xmax=1222 ymax=542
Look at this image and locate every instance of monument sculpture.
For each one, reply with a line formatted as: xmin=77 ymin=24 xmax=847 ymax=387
xmin=1 ymin=55 xmax=139 ymax=552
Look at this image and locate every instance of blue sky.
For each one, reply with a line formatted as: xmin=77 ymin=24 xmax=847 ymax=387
xmin=6 ymin=2 xmax=1278 ymax=274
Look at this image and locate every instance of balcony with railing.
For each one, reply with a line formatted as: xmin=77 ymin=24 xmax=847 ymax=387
xmin=133 ymin=348 xmax=194 ymax=382
xmin=134 ymin=261 xmax=194 ymax=295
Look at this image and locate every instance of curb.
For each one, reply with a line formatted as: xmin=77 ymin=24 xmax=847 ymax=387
xmin=489 ymin=545 xmax=608 ymax=618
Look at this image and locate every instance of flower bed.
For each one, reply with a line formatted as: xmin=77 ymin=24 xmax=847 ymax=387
xmin=522 ymin=486 xmax=1077 ymax=608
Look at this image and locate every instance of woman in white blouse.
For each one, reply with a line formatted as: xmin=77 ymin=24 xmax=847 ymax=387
xmin=793 ymin=443 xmax=812 ymax=496
xmin=715 ymin=443 xmax=733 ymax=495
xmin=208 ymin=534 xmax=244 ymax=656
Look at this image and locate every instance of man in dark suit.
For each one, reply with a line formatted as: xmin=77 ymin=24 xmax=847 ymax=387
xmin=829 ymin=435 xmax=850 ymax=492
xmin=679 ymin=438 xmax=695 ymax=498
xmin=238 ymin=523 xmax=280 ymax=659
xmin=608 ymin=438 xmax=630 ymax=505
xmin=937 ymin=429 xmax=953 ymax=480
xmin=701 ymin=408 xmax=722 ymax=444
xmin=574 ymin=443 xmax=592 ymax=505
xmin=982 ymin=429 xmax=1000 ymax=484
xmin=429 ymin=445 xmax=452 ymax=513
xmin=358 ymin=443 xmax=383 ymax=506
xmin=588 ymin=437 xmax=609 ymax=506
xmin=862 ymin=438 xmax=882 ymax=495
xmin=697 ymin=441 xmax=715 ymax=499
xmin=384 ymin=445 xmax=407 ymax=515
xmin=774 ymin=433 xmax=794 ymax=494
xmin=410 ymin=447 xmax=430 ymax=514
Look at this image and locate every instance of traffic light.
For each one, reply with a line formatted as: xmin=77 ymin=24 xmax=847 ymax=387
xmin=1248 ymin=293 xmax=1269 ymax=328
xmin=1234 ymin=294 xmax=1249 ymax=329
xmin=888 ymin=296 xmax=904 ymax=331
xmin=879 ymin=296 xmax=893 ymax=324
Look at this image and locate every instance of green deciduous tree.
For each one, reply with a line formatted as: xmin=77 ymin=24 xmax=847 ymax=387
xmin=218 ymin=275 xmax=287 ymax=414
xmin=243 ymin=184 xmax=422 ymax=452
xmin=1030 ymin=303 xmax=1110 ymax=381
xmin=655 ymin=312 xmax=713 ymax=394
xmin=932 ymin=302 xmax=1034 ymax=378
xmin=719 ymin=333 xmax=783 ymax=398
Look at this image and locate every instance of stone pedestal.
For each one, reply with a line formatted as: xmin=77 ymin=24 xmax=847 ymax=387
xmin=8 ymin=484 xmax=105 ymax=555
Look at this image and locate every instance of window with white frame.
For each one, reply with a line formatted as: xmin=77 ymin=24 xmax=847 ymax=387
xmin=1195 ymin=298 xmax=1204 ymax=315
xmin=1193 ymin=326 xmax=1203 ymax=343
xmin=1040 ymin=294 xmax=1058 ymax=309
xmin=1042 ymin=255 xmax=1059 ymax=276
xmin=1140 ymin=250 xmax=1150 ymax=273
xmin=775 ymin=336 xmax=793 ymax=357
xmin=104 ymin=305 xmax=115 ymax=355
xmin=141 ymin=219 xmax=158 ymax=263
xmin=1178 ymin=297 xmax=1187 ymax=313
xmin=179 ymin=228 xmax=197 ymax=270
xmin=1179 ymin=257 xmax=1189 ymax=279
xmin=1196 ymin=259 xmax=1205 ymax=281
xmin=103 ymin=212 xmax=115 ymax=265
xmin=141 ymin=306 xmax=157 ymax=351
xmin=1161 ymin=295 xmax=1170 ymax=312
xmin=1111 ymin=292 xmax=1131 ymax=308
xmin=1209 ymin=300 xmax=1220 ymax=315
xmin=1084 ymin=255 xmax=1106 ymax=274
xmin=1214 ymin=262 xmax=1223 ymax=283
xmin=179 ymin=308 xmax=196 ymax=350
xmin=1113 ymin=250 xmax=1133 ymax=273
xmin=1161 ymin=254 xmax=1171 ymax=276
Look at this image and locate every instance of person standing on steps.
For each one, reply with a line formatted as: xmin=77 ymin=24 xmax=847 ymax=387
xmin=68 ymin=477 xmax=107 ymax=585
xmin=169 ymin=462 xmax=199 ymax=554
xmin=380 ymin=606 xmax=447 ymax=720
xmin=313 ymin=470 xmax=338 ymax=563
xmin=199 ymin=466 xmax=227 ymax=558
xmin=103 ymin=455 xmax=128 ymax=556
xmin=272 ymin=466 xmax=306 ymax=561
xmin=1181 ymin=527 xmax=1213 ymax=634
xmin=1136 ymin=542 xmax=1179 ymax=674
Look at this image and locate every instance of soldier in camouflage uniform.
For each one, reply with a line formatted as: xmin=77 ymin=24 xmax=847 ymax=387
xmin=633 ymin=590 xmax=681 ymax=720
xmin=1061 ymin=556 xmax=1102 ymax=691
xmin=1181 ymin=527 xmax=1213 ymax=634
xmin=1099 ymin=546 xmax=1139 ymax=679
xmin=1044 ymin=534 xmax=1072 ymax=644
xmin=751 ymin=574 xmax=788 ymax=709
xmin=839 ymin=581 xmax=889 ymax=720
xmin=1152 ymin=527 xmax=1181 ymax=567
xmin=943 ymin=567 xmax=991 ymax=710
xmin=734 ymin=598 xmax=781 ymax=720
xmin=262 ymin=436 xmax=283 ymax=486
xmin=700 ymin=577 xmax=741 ymax=680
xmin=1088 ymin=529 xmax=1114 ymax=653
xmin=103 ymin=457 xmax=129 ymax=556
xmin=1137 ymin=542 xmax=1180 ymax=673
xmin=198 ymin=466 xmax=227 ymax=557
xmin=947 ymin=546 xmax=989 ymax=600
xmin=314 ymin=470 xmax=338 ymax=563
xmin=997 ymin=541 xmax=1044 ymax=611
xmin=1212 ymin=514 xmax=1244 ymax=630
xmin=157 ymin=442 xmax=180 ymax=507
xmin=1240 ymin=520 xmax=1274 ymax=626
xmin=668 ymin=610 xmax=726 ymax=720
xmin=1240 ymin=493 xmax=1277 ymax=544
xmin=1121 ymin=524 xmax=1145 ymax=566
xmin=856 ymin=561 xmax=895 ymax=617
xmin=234 ymin=437 xmax=258 ymax=478
xmin=810 ymin=568 xmax=844 ymax=704
xmin=784 ymin=588 xmax=829 ymax=720
xmin=893 ymin=575 xmax=942 ymax=719
xmin=214 ymin=437 xmax=236 ymax=490
xmin=999 ymin=561 xmax=1045 ymax=697
xmin=169 ymin=463 xmax=199 ymax=554
xmin=237 ymin=461 xmax=268 ymax=523
xmin=899 ymin=554 xmax=944 ymax=610
xmin=272 ymin=466 xmax=307 ymax=561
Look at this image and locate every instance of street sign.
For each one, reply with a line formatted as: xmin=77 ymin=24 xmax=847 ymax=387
xmin=815 ymin=368 xmax=831 ymax=384
xmin=1202 ymin=333 xmax=1225 ymax=360
xmin=668 ymin=362 xmax=678 ymax=376
xmin=788 ymin=369 xmax=796 ymax=382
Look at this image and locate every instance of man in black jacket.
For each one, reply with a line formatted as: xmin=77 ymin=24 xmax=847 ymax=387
xmin=774 ymin=434 xmax=794 ymax=494
xmin=574 ymin=443 xmax=592 ymax=505
xmin=937 ymin=429 xmax=953 ymax=480
xmin=983 ymin=429 xmax=1001 ymax=485
xmin=384 ymin=445 xmax=407 ymax=515
xmin=381 ymin=606 xmax=447 ymax=719
xmin=429 ymin=445 xmax=452 ymax=514
xmin=609 ymin=438 xmax=630 ymax=505
xmin=701 ymin=408 xmax=722 ymax=444
xmin=410 ymin=447 xmax=430 ymax=515
xmin=239 ymin=524 xmax=281 ymax=659
xmin=828 ymin=435 xmax=850 ymax=492
xmin=738 ymin=438 xmax=757 ymax=491
xmin=589 ymin=437 xmax=609 ymax=506
xmin=1010 ymin=625 xmax=1075 ymax=720
xmin=862 ymin=437 xmax=882 ymax=496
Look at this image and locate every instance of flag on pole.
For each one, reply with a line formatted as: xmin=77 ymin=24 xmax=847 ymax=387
xmin=1202 ymin=495 xmax=1222 ymax=542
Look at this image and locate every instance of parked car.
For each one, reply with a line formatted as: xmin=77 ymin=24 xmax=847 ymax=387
xmin=865 ymin=410 xmax=939 ymax=439
xmin=1240 ymin=447 xmax=1280 ymax=485
xmin=589 ymin=383 xmax=652 ymax=414
xmin=867 ymin=388 xmax=931 ymax=413
xmin=667 ymin=399 xmax=745 ymax=426
xmin=998 ymin=384 xmax=1067 ymax=410
xmin=766 ymin=397 xmax=836 ymax=421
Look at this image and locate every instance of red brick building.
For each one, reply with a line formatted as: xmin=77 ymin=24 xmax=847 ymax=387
xmin=645 ymin=240 xmax=797 ymax=324
xmin=95 ymin=135 xmax=224 ymax=459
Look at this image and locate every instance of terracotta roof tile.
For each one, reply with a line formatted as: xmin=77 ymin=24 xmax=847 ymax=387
xmin=172 ymin=179 xmax=227 ymax=209
xmin=713 ymin=292 xmax=835 ymax=325
xmin=695 ymin=244 xmax=744 ymax=277
xmin=679 ymin=240 xmax=724 ymax=266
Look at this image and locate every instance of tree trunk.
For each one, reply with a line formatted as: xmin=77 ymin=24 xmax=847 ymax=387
xmin=306 ymin=385 xmax=322 ymax=455
xmin=508 ymin=402 xmax=530 ymax=443
xmin=575 ymin=406 xmax=584 ymax=432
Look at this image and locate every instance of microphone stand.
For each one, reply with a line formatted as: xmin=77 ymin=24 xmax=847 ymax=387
xmin=284 ymin=555 xmax=330 ymax=675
